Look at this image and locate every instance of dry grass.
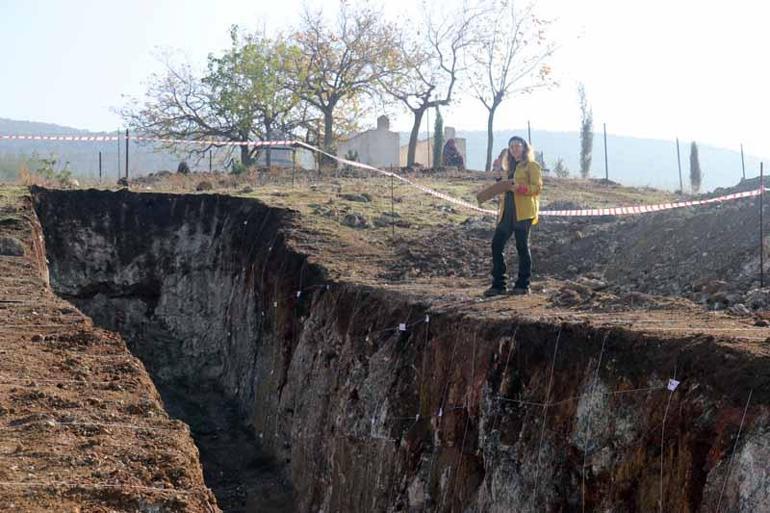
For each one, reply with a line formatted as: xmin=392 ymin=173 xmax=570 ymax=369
xmin=1 ymin=168 xmax=683 ymax=282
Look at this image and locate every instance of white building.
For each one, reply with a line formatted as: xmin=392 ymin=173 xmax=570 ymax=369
xmin=337 ymin=116 xmax=400 ymax=168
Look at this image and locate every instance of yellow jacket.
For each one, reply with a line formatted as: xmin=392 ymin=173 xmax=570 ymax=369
xmin=498 ymin=152 xmax=543 ymax=225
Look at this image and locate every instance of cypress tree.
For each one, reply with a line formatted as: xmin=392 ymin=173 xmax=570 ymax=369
xmin=432 ymin=108 xmax=444 ymax=170
xmin=690 ymin=141 xmax=702 ymax=193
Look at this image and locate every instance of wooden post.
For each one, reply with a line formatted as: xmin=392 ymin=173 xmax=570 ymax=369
xmin=209 ymin=150 xmax=213 ymax=173
xmin=98 ymin=151 xmax=102 ymax=184
xmin=527 ymin=120 xmax=532 ymax=144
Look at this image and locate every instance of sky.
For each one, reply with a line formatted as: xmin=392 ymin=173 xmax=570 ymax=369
xmin=1 ymin=0 xmax=768 ymax=158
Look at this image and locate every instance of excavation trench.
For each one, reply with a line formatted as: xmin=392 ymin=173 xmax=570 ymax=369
xmin=31 ymin=187 xmax=770 ymax=513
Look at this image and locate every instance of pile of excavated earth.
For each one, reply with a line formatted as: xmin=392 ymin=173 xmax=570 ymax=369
xmin=0 ymin=189 xmax=218 ymax=512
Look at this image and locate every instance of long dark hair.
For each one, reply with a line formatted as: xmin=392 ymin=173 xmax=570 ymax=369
xmin=507 ymin=136 xmax=534 ymax=168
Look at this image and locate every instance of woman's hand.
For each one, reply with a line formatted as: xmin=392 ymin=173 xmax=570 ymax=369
xmin=515 ymin=184 xmax=529 ymax=194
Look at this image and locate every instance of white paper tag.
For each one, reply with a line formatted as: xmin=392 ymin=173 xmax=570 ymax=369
xmin=399 ymin=323 xmax=407 ymax=332
xmin=667 ymin=379 xmax=680 ymax=391
xmin=273 ymin=301 xmax=278 ymax=308
xmin=437 ymin=407 xmax=443 ymax=418
xmin=425 ymin=315 xmax=430 ymax=323
xmin=296 ymin=291 xmax=302 ymax=298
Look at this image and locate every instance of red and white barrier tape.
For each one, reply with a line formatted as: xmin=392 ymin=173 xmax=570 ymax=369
xmin=0 ymin=133 xmax=295 ymax=147
xmin=294 ymin=141 xmax=764 ymax=218
xmin=541 ymin=188 xmax=762 ymax=217
xmin=294 ymin=140 xmax=499 ymax=215
xmin=133 ymin=136 xmax=296 ymax=147
xmin=0 ymin=134 xmax=119 ymax=142
xmin=2 ymin=133 xmax=762 ymax=217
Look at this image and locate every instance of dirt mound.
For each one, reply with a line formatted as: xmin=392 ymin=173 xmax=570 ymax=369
xmin=0 ymin=193 xmax=218 ymax=512
xmin=374 ymin=187 xmax=769 ymax=319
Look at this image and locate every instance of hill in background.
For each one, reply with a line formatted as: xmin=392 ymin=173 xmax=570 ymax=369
xmin=1 ymin=117 xmax=765 ymax=192
xmin=0 ymin=118 xmax=220 ymax=180
xmin=457 ymin=129 xmax=764 ymax=192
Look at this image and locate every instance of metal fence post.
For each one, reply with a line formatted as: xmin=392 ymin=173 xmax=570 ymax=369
xmin=759 ymin=162 xmax=765 ymax=288
xmin=603 ymin=123 xmax=608 ymax=181
xmin=391 ymin=174 xmax=395 ymax=239
xmin=125 ymin=129 xmax=129 ymax=180
xmin=676 ymin=138 xmax=683 ymax=192
xmin=741 ymin=143 xmax=746 ymax=181
xmin=117 ymin=128 xmax=121 ymax=180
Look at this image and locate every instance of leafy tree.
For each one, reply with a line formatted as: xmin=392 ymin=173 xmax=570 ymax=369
xmin=432 ymin=108 xmax=444 ymax=169
xmin=122 ymin=28 xmax=305 ymax=166
xmin=578 ymin=83 xmax=593 ymax=178
xmin=206 ymin=28 xmax=305 ymax=167
xmin=690 ymin=141 xmax=702 ymax=193
xmin=467 ymin=1 xmax=556 ymax=171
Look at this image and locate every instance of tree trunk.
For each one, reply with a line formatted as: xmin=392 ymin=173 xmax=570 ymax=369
xmin=265 ymin=124 xmax=272 ymax=169
xmin=485 ymin=104 xmax=499 ymax=172
xmin=407 ymin=108 xmax=426 ymax=168
xmin=239 ymin=144 xmax=251 ymax=167
xmin=322 ymin=109 xmax=336 ymax=168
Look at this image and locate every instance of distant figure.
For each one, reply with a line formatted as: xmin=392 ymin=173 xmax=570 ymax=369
xmin=177 ymin=161 xmax=190 ymax=174
xmin=492 ymin=149 xmax=505 ymax=173
xmin=442 ymin=139 xmax=465 ymax=169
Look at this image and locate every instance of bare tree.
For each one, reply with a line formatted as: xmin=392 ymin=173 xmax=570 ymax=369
xmin=121 ymin=52 xmax=244 ymax=163
xmin=382 ymin=5 xmax=480 ymax=168
xmin=468 ymin=0 xmax=556 ymax=171
xmin=290 ymin=4 xmax=401 ymax=161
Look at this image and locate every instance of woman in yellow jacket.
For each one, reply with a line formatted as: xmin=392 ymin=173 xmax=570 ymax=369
xmin=485 ymin=136 xmax=543 ymax=296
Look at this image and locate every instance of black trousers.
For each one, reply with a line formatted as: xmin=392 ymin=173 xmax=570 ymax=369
xmin=491 ymin=215 xmax=532 ymax=289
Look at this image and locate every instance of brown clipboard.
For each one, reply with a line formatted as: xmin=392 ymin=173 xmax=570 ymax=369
xmin=476 ymin=180 xmax=514 ymax=205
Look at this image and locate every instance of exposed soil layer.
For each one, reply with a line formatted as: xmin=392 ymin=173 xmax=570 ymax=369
xmin=24 ymin=187 xmax=770 ymax=512
xmin=0 ymin=192 xmax=218 ymax=512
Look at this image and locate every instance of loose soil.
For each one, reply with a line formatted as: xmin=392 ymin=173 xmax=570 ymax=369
xmin=0 ymin=191 xmax=219 ymax=512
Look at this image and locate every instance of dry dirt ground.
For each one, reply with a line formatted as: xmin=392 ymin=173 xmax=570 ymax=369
xmin=96 ymin=168 xmax=770 ymax=360
xmin=3 ymin=167 xmax=770 ymax=510
xmin=0 ymin=188 xmax=219 ymax=512
xmin=35 ymin=168 xmax=770 ymax=344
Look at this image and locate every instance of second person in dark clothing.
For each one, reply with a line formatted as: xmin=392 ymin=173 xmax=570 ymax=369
xmin=484 ymin=136 xmax=543 ymax=297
